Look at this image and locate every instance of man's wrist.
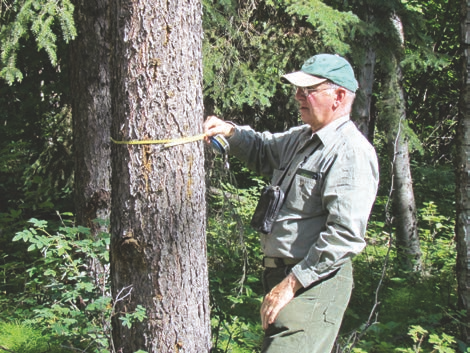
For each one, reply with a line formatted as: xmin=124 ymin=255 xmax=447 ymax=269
xmin=225 ymin=121 xmax=236 ymax=138
xmin=287 ymin=272 xmax=303 ymax=293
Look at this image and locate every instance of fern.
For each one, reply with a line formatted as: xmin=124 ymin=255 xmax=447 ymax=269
xmin=0 ymin=321 xmax=62 ymax=353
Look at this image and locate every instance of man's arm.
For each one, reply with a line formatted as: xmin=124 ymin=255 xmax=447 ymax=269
xmin=204 ymin=115 xmax=290 ymax=177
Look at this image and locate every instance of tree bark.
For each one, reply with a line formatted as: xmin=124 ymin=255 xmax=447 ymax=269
xmin=456 ymin=0 xmax=470 ymax=344
xmin=70 ymin=0 xmax=111 ymax=288
xmin=109 ymin=0 xmax=210 ymax=351
xmin=392 ymin=126 xmax=421 ymax=272
xmin=389 ymin=15 xmax=422 ymax=273
xmin=352 ymin=35 xmax=376 ymax=140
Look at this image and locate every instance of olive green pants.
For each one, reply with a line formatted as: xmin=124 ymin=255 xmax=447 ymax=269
xmin=260 ymin=260 xmax=353 ymax=353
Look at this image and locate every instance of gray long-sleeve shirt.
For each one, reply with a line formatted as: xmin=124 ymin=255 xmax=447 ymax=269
xmin=227 ymin=115 xmax=379 ymax=287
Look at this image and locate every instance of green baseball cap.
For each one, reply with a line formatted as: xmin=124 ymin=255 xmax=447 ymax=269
xmin=281 ymin=53 xmax=358 ymax=92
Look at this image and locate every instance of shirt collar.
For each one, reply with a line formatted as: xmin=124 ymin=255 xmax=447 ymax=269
xmin=314 ymin=115 xmax=350 ymax=145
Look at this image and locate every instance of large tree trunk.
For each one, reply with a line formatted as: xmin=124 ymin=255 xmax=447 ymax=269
xmin=109 ymin=0 xmax=210 ymax=351
xmin=389 ymin=15 xmax=422 ymax=273
xmin=70 ymin=0 xmax=111 ymax=288
xmin=456 ymin=0 xmax=470 ymax=344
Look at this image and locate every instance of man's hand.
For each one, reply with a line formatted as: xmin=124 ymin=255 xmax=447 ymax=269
xmin=203 ymin=115 xmax=234 ymax=142
xmin=260 ymin=272 xmax=303 ymax=330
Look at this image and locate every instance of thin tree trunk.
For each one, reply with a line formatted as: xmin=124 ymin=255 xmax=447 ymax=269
xmin=390 ymin=15 xmax=422 ymax=273
xmin=109 ymin=0 xmax=210 ymax=351
xmin=392 ymin=123 xmax=421 ymax=272
xmin=70 ymin=0 xmax=111 ymax=289
xmin=456 ymin=0 xmax=470 ymax=344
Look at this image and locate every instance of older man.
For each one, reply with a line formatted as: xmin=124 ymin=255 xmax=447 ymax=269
xmin=204 ymin=53 xmax=379 ymax=353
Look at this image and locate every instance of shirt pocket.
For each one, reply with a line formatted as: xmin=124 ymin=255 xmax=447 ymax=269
xmin=285 ymin=171 xmax=323 ymax=215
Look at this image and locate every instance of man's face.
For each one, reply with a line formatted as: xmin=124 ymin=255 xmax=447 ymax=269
xmin=294 ymin=83 xmax=338 ymax=132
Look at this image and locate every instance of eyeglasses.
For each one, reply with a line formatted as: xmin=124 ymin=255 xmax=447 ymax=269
xmin=298 ymin=86 xmax=333 ymax=97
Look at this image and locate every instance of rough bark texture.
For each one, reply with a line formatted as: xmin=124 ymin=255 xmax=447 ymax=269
xmin=70 ymin=0 xmax=111 ymax=287
xmin=457 ymin=0 xmax=470 ymax=344
xmin=109 ymin=0 xmax=210 ymax=351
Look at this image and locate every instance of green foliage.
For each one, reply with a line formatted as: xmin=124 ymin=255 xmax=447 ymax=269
xmin=202 ymin=0 xmax=285 ymax=122
xmin=207 ymin=161 xmax=265 ymax=352
xmin=349 ymin=325 xmax=458 ymax=353
xmin=0 ymin=321 xmax=62 ymax=352
xmin=210 ymin=316 xmax=263 ymax=353
xmin=119 ymin=305 xmax=147 ymax=329
xmin=0 ymin=215 xmax=152 ymax=353
xmin=399 ymin=325 xmax=457 ymax=353
xmin=206 ymin=157 xmax=460 ymax=353
xmin=0 ymin=0 xmax=76 ymax=84
xmin=0 ymin=44 xmax=74 ymax=260
xmin=339 ymin=194 xmax=458 ymax=353
xmin=0 ymin=0 xmax=464 ymax=353
xmin=203 ymin=0 xmax=352 ymax=132
xmin=1 ymin=216 xmax=112 ymax=352
xmin=402 ymin=0 xmax=459 ymax=165
xmin=284 ymin=0 xmax=360 ymax=54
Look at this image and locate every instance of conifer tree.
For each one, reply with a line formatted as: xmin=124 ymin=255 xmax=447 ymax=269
xmin=109 ymin=0 xmax=210 ymax=351
xmin=0 ymin=0 xmax=76 ymax=84
xmin=70 ymin=0 xmax=111 ymax=288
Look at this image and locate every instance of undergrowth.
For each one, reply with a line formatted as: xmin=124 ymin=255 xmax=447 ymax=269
xmin=0 ymin=160 xmax=463 ymax=352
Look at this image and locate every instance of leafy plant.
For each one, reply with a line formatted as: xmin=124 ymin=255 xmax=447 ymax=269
xmin=207 ymin=166 xmax=265 ymax=352
xmin=1 ymin=216 xmax=111 ymax=352
xmin=395 ymin=325 xmax=457 ymax=353
xmin=119 ymin=304 xmax=147 ymax=329
xmin=340 ymin=197 xmax=458 ymax=353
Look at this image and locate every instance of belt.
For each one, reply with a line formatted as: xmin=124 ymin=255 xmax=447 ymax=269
xmin=263 ymin=257 xmax=300 ymax=268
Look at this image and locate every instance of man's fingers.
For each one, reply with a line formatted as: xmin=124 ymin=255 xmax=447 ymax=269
xmin=261 ymin=308 xmax=279 ymax=330
xmin=260 ymin=299 xmax=270 ymax=330
xmin=261 ymin=297 xmax=280 ymax=330
xmin=203 ymin=115 xmax=234 ymax=138
xmin=266 ymin=305 xmax=280 ymax=327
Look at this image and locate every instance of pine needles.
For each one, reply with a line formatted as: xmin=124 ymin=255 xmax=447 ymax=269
xmin=0 ymin=0 xmax=76 ymax=85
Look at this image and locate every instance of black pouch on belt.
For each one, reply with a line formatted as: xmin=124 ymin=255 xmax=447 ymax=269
xmin=250 ymin=138 xmax=321 ymax=235
xmin=250 ymin=185 xmax=284 ymax=234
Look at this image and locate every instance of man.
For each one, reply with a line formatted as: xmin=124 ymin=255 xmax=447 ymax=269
xmin=204 ymin=53 xmax=379 ymax=353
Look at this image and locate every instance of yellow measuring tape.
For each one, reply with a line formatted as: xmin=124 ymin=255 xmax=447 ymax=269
xmin=111 ymin=133 xmax=206 ymax=148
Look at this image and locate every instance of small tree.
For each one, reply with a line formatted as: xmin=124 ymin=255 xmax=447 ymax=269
xmin=389 ymin=15 xmax=421 ymax=273
xmin=375 ymin=13 xmax=422 ymax=273
xmin=456 ymin=0 xmax=470 ymax=344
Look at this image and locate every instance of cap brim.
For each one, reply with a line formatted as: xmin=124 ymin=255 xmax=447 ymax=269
xmin=281 ymin=71 xmax=327 ymax=87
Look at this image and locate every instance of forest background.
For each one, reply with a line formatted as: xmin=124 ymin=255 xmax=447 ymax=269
xmin=0 ymin=0 xmax=465 ymax=352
